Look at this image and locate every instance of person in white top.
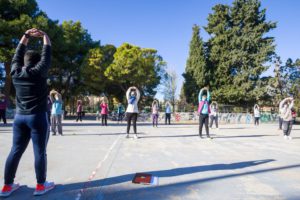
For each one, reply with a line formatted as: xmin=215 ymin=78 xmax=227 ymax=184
xmin=209 ymin=102 xmax=219 ymax=129
xmin=125 ymin=86 xmax=140 ymax=139
xmin=279 ymin=97 xmax=294 ymax=139
xmin=253 ymin=104 xmax=260 ymax=126
xmin=152 ymin=100 xmax=159 ymax=127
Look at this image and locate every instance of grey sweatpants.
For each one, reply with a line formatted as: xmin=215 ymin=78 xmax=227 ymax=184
xmin=283 ymin=120 xmax=293 ymax=136
xmin=51 ymin=114 xmax=63 ymax=135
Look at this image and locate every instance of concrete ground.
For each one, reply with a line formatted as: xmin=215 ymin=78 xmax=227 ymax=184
xmin=0 ymin=120 xmax=299 ymax=200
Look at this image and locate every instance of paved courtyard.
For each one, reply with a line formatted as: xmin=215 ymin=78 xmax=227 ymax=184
xmin=0 ymin=121 xmax=300 ymax=200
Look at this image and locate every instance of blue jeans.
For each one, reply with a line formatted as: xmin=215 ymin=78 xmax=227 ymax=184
xmin=4 ymin=112 xmax=49 ymax=184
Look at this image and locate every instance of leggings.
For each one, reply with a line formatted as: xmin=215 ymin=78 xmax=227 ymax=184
xmin=127 ymin=113 xmax=138 ymax=134
xmin=152 ymin=114 xmax=158 ymax=126
xmin=254 ymin=117 xmax=260 ymax=125
xmin=0 ymin=109 xmax=7 ymax=124
xmin=101 ymin=114 xmax=108 ymax=126
xmin=165 ymin=113 xmax=171 ymax=125
xmin=4 ymin=112 xmax=49 ymax=184
xmin=199 ymin=114 xmax=209 ymax=137
xmin=76 ymin=112 xmax=82 ymax=122
xmin=209 ymin=115 xmax=218 ymax=128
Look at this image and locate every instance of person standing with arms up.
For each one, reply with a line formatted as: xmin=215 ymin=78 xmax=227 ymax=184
xmin=254 ymin=104 xmax=260 ymax=126
xmin=165 ymin=101 xmax=172 ymax=125
xmin=100 ymin=97 xmax=109 ymax=126
xmin=198 ymin=87 xmax=211 ymax=139
xmin=0 ymin=28 xmax=54 ymax=197
xmin=152 ymin=100 xmax=159 ymax=127
xmin=125 ymin=86 xmax=140 ymax=139
xmin=76 ymin=100 xmax=83 ymax=122
xmin=49 ymin=90 xmax=63 ymax=136
xmin=280 ymin=97 xmax=294 ymax=140
xmin=209 ymin=102 xmax=219 ymax=129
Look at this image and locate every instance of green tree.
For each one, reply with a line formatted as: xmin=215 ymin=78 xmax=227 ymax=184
xmin=205 ymin=0 xmax=276 ymax=105
xmin=48 ymin=21 xmax=98 ymax=106
xmin=182 ymin=25 xmax=208 ymax=104
xmin=104 ymin=43 xmax=166 ymax=101
xmin=0 ymin=0 xmax=54 ymax=96
xmin=81 ymin=45 xmax=116 ymax=95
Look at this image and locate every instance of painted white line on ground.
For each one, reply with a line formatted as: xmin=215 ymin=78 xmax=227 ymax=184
xmin=75 ymin=135 xmax=122 ymax=200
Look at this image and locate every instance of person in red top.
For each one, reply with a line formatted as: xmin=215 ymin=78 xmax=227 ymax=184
xmin=100 ymin=97 xmax=109 ymax=126
xmin=0 ymin=93 xmax=7 ymax=124
xmin=76 ymin=100 xmax=83 ymax=122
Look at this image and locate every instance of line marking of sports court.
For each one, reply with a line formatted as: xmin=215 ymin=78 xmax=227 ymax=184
xmin=75 ymin=135 xmax=122 ymax=200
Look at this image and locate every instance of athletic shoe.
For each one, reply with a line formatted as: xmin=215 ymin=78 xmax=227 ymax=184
xmin=134 ymin=134 xmax=138 ymax=139
xmin=126 ymin=134 xmax=130 ymax=139
xmin=284 ymin=135 xmax=288 ymax=140
xmin=207 ymin=136 xmax=213 ymax=140
xmin=288 ymin=136 xmax=292 ymax=140
xmin=52 ymin=133 xmax=56 ymax=136
xmin=0 ymin=183 xmax=20 ymax=197
xmin=33 ymin=181 xmax=55 ymax=196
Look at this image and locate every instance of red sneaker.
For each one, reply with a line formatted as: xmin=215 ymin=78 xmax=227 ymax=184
xmin=33 ymin=181 xmax=55 ymax=196
xmin=0 ymin=183 xmax=20 ymax=197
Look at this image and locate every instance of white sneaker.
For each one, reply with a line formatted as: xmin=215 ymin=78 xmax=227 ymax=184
xmin=284 ymin=135 xmax=288 ymax=140
xmin=33 ymin=181 xmax=55 ymax=196
xmin=126 ymin=134 xmax=130 ymax=139
xmin=0 ymin=183 xmax=20 ymax=197
xmin=134 ymin=134 xmax=138 ymax=139
xmin=288 ymin=136 xmax=292 ymax=140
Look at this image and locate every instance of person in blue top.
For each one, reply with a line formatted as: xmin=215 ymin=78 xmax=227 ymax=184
xmin=117 ymin=103 xmax=124 ymax=123
xmin=165 ymin=101 xmax=172 ymax=125
xmin=197 ymin=87 xmax=211 ymax=139
xmin=50 ymin=90 xmax=63 ymax=136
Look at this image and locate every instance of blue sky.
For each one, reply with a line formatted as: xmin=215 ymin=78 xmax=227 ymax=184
xmin=36 ymin=0 xmax=300 ymax=97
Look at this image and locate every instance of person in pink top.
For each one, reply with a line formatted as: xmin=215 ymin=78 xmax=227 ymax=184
xmin=76 ymin=100 xmax=83 ymax=122
xmin=152 ymin=100 xmax=159 ymax=127
xmin=100 ymin=98 xmax=109 ymax=126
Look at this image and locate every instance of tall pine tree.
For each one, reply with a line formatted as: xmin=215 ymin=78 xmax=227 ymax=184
xmin=205 ymin=0 xmax=276 ymax=105
xmin=182 ymin=25 xmax=209 ymax=104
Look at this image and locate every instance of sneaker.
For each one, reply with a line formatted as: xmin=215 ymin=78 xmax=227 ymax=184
xmin=199 ymin=135 xmax=203 ymax=139
xmin=0 ymin=183 xmax=20 ymax=197
xmin=284 ymin=135 xmax=288 ymax=140
xmin=126 ymin=134 xmax=130 ymax=139
xmin=207 ymin=136 xmax=213 ymax=140
xmin=33 ymin=181 xmax=55 ymax=196
xmin=52 ymin=133 xmax=56 ymax=136
xmin=134 ymin=134 xmax=138 ymax=139
xmin=288 ymin=136 xmax=292 ymax=140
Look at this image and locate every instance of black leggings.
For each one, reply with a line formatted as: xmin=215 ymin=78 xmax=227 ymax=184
xmin=254 ymin=117 xmax=260 ymax=125
xmin=0 ymin=109 xmax=7 ymax=124
xmin=127 ymin=113 xmax=138 ymax=134
xmin=199 ymin=114 xmax=209 ymax=137
xmin=76 ymin=112 xmax=82 ymax=122
xmin=165 ymin=113 xmax=171 ymax=125
xmin=101 ymin=114 xmax=108 ymax=126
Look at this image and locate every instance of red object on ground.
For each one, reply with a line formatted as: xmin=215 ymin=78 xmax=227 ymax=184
xmin=132 ymin=173 xmax=152 ymax=184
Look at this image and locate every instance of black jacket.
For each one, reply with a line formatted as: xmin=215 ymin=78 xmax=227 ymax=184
xmin=10 ymin=43 xmax=51 ymax=115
